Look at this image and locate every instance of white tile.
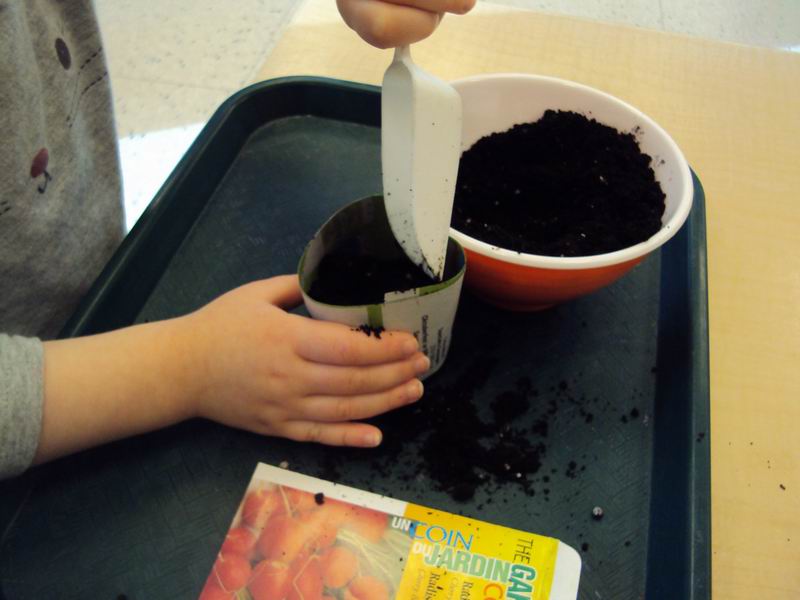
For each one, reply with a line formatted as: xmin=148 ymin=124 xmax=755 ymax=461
xmin=96 ymin=0 xmax=298 ymax=89
xmin=661 ymin=0 xmax=800 ymax=49
xmin=119 ymin=123 xmax=205 ymax=230
xmin=95 ymin=0 xmax=300 ymax=227
xmin=110 ymin=77 xmax=230 ymax=138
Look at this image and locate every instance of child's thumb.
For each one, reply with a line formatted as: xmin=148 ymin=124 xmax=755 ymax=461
xmin=260 ymin=275 xmax=304 ymax=309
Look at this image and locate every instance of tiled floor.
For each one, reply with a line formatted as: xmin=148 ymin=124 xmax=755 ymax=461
xmin=95 ymin=0 xmax=300 ymax=228
xmin=94 ymin=0 xmax=800 ymax=229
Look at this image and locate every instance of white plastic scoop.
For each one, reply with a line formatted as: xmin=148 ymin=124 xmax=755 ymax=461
xmin=381 ymin=45 xmax=462 ymax=281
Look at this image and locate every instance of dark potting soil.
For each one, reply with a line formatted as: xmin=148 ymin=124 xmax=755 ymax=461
xmin=317 ymin=348 xmax=641 ymax=503
xmin=319 ymin=361 xmax=554 ymax=502
xmin=308 ymin=235 xmax=460 ymax=305
xmin=353 ymin=325 xmax=385 ymax=338
xmin=452 ymin=110 xmax=666 ymax=257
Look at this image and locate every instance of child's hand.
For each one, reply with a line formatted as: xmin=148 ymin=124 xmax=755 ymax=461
xmin=35 ymin=275 xmax=425 ymax=467
xmin=337 ymin=0 xmax=476 ymax=48
xmin=182 ymin=275 xmax=428 ymax=447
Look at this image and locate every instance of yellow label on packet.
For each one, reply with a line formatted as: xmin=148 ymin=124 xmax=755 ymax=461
xmin=395 ymin=504 xmax=559 ymax=599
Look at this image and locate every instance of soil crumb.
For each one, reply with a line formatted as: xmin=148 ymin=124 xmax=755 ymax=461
xmin=354 ymin=324 xmax=385 ymax=339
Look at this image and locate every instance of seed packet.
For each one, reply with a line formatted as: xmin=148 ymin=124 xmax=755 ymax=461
xmin=200 ymin=463 xmax=580 ymax=599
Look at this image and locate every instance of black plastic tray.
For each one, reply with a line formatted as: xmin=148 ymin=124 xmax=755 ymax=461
xmin=0 ymin=77 xmax=710 ymax=600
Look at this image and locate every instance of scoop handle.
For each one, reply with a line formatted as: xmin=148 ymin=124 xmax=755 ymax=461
xmin=394 ymin=45 xmax=411 ymax=63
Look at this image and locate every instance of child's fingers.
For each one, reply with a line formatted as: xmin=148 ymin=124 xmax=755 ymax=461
xmin=381 ymin=0 xmax=475 ymax=16
xmin=294 ymin=319 xmax=419 ymax=366
xmin=242 ymin=275 xmax=303 ymax=310
xmin=280 ymin=421 xmax=385 ymax=448
xmin=304 ymin=353 xmax=429 ymax=396
xmin=264 ymin=275 xmax=304 ymax=310
xmin=300 ymin=379 xmax=424 ymax=422
xmin=337 ymin=0 xmax=441 ymax=48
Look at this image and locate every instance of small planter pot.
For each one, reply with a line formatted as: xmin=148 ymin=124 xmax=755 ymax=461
xmin=299 ymin=195 xmax=466 ymax=378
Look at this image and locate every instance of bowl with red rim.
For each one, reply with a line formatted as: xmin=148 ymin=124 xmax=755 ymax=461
xmin=448 ymin=74 xmax=693 ymax=311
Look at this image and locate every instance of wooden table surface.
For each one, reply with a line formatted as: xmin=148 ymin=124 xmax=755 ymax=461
xmin=254 ymin=1 xmax=800 ymax=597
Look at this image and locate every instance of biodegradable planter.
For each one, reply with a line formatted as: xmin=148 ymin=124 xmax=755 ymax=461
xmin=299 ymin=195 xmax=466 ymax=377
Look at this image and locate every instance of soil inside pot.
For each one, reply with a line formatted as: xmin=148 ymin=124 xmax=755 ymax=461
xmin=308 ymin=236 xmax=460 ymax=306
xmin=452 ymin=110 xmax=666 ymax=257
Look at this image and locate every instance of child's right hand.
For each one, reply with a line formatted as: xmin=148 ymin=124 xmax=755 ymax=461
xmin=179 ymin=275 xmax=428 ymax=448
xmin=337 ymin=0 xmax=476 ymax=48
xmin=35 ymin=275 xmax=425 ymax=469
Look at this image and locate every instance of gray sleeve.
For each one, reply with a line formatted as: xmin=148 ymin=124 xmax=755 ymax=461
xmin=0 ymin=335 xmax=44 ymax=479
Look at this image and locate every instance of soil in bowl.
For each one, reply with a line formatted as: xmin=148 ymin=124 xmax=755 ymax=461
xmin=452 ymin=110 xmax=666 ymax=257
xmin=308 ymin=235 xmax=461 ymax=306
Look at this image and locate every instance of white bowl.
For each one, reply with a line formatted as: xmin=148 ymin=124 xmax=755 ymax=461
xmin=448 ymin=74 xmax=693 ymax=310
